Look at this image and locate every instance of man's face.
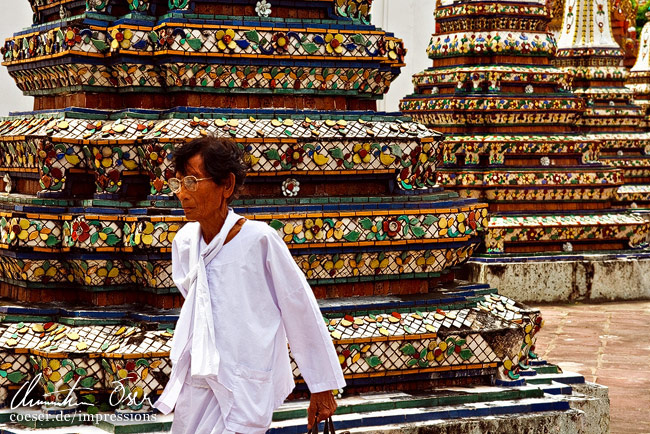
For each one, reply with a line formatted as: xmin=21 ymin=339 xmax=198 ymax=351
xmin=174 ymin=153 xmax=227 ymax=223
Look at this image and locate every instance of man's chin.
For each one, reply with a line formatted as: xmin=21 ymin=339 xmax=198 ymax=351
xmin=183 ymin=210 xmax=198 ymax=220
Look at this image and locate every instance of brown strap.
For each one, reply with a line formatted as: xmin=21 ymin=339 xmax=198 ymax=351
xmin=310 ymin=417 xmax=336 ymax=434
xmin=310 ymin=415 xmax=319 ymax=434
xmin=224 ymin=218 xmax=246 ymax=246
xmin=324 ymin=417 xmax=335 ymax=434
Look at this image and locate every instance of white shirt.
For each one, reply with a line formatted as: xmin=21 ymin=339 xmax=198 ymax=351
xmin=155 ymin=211 xmax=346 ymax=432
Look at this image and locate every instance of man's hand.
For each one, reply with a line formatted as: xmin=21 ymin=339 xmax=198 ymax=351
xmin=306 ymin=390 xmax=338 ymax=431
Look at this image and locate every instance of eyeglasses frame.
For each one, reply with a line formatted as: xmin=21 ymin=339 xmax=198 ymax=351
xmin=168 ymin=175 xmax=213 ymax=193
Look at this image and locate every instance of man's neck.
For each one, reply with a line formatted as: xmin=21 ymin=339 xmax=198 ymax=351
xmin=199 ymin=208 xmax=229 ymax=244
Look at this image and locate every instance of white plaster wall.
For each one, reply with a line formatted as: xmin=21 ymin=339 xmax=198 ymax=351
xmin=372 ymin=0 xmax=435 ymax=113
xmin=0 ymin=3 xmax=34 ymax=115
xmin=0 ymin=1 xmax=434 ymax=115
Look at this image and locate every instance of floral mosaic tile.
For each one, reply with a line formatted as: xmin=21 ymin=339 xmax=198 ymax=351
xmin=0 ymin=206 xmax=487 ymax=253
xmin=3 ymin=23 xmax=405 ymax=69
xmin=0 ymin=116 xmax=439 ymax=195
xmin=485 ymin=213 xmax=650 ymax=252
xmin=440 ymin=134 xmax=601 ymax=165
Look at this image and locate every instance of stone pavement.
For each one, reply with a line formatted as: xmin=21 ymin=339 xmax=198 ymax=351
xmin=533 ymin=301 xmax=650 ymax=434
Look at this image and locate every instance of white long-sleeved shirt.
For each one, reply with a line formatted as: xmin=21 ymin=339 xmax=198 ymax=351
xmin=155 ymin=212 xmax=346 ymax=432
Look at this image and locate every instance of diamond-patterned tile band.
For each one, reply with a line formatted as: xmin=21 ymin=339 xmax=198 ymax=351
xmin=0 ymin=293 xmax=542 ymax=409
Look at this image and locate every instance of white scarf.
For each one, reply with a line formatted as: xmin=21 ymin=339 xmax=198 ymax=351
xmin=155 ymin=209 xmax=242 ymax=413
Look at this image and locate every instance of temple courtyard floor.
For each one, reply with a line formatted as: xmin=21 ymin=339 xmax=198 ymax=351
xmin=534 ymin=300 xmax=650 ymax=434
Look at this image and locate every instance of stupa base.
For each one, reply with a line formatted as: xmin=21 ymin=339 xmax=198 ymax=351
xmin=0 ymin=368 xmax=609 ymax=434
xmin=463 ymin=251 xmax=650 ymax=302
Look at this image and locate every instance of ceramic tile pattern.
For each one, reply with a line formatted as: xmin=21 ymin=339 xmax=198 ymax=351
xmin=0 ymin=0 xmax=586 ymax=423
xmin=0 ymin=291 xmax=543 ymax=407
xmin=399 ymin=0 xmax=650 ymax=253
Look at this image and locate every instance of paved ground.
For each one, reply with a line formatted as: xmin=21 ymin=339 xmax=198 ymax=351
xmin=533 ymin=301 xmax=650 ymax=434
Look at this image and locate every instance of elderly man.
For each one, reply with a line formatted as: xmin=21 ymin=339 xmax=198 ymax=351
xmin=154 ymin=137 xmax=345 ymax=433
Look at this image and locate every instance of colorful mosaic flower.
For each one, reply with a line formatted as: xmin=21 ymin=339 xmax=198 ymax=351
xmin=385 ymin=39 xmax=405 ymax=62
xmin=96 ymin=170 xmax=121 ymax=192
xmin=34 ymin=262 xmax=58 ymax=283
xmin=102 ymin=358 xmax=148 ymax=410
xmin=272 ymin=32 xmax=289 ymax=53
xmin=352 ymin=143 xmax=372 ymax=164
xmin=304 ymin=218 xmax=325 ymax=241
xmin=72 ymin=221 xmax=91 ymax=243
xmin=97 ymin=263 xmax=119 ymax=283
xmin=416 ymin=252 xmax=437 ymax=271
xmin=370 ymin=253 xmax=389 ymax=275
xmin=157 ymin=29 xmax=175 ymax=48
xmin=64 ymin=27 xmax=82 ymax=47
xmin=348 ymin=255 xmax=366 ymax=276
xmin=282 ymin=178 xmax=300 ymax=197
xmin=111 ymin=28 xmax=134 ymax=50
xmin=382 ymin=217 xmax=402 ymax=238
xmin=216 ymin=29 xmax=237 ymax=51
xmin=395 ymin=253 xmax=412 ymax=274
xmin=256 ymin=0 xmax=272 ymax=17
xmin=325 ymin=34 xmax=345 ymax=55
xmin=323 ymin=256 xmax=344 ymax=277
xmin=326 ymin=220 xmax=345 ymax=240
xmin=301 ymin=255 xmax=320 ymax=278
xmin=10 ymin=219 xmax=30 ymax=242
xmin=140 ymin=143 xmax=174 ymax=194
xmin=282 ymin=145 xmax=305 ymax=166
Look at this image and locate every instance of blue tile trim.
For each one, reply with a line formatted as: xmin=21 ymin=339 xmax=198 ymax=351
xmin=495 ymin=378 xmax=527 ymax=387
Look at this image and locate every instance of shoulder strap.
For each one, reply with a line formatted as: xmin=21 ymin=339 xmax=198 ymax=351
xmin=224 ymin=217 xmax=246 ymax=246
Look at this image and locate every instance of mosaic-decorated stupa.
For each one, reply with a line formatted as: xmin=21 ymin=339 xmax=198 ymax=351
xmin=0 ymin=0 xmax=598 ymax=432
xmin=550 ymin=0 xmax=639 ymax=67
xmin=555 ymin=0 xmax=650 ymax=209
xmin=628 ymin=12 xmax=650 ymax=121
xmin=399 ymin=0 xmax=650 ymax=254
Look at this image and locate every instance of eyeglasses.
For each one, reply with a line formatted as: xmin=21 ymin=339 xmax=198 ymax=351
xmin=168 ymin=176 xmax=212 ymax=193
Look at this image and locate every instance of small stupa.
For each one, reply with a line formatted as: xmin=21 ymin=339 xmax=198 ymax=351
xmin=400 ymin=0 xmax=649 ymax=253
xmin=555 ymin=0 xmax=650 ymax=208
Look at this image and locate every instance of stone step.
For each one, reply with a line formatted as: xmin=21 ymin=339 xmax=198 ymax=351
xmin=268 ymin=395 xmax=572 ymax=434
xmin=273 ymin=386 xmax=545 ymax=422
xmin=0 ymin=385 xmax=568 ymax=434
xmin=527 ymin=370 xmax=587 ymax=386
xmin=310 ymin=410 xmax=586 ymax=434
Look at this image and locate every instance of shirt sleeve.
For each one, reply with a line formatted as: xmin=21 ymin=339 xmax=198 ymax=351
xmin=171 ymin=227 xmax=192 ymax=298
xmin=264 ymin=229 xmax=346 ymax=393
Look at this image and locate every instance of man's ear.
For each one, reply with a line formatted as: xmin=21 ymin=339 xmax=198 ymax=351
xmin=224 ymin=172 xmax=237 ymax=200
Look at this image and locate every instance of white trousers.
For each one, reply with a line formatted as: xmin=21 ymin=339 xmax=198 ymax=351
xmin=171 ymin=381 xmax=237 ymax=434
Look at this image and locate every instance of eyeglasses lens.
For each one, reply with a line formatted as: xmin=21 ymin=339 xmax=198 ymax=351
xmin=184 ymin=176 xmax=198 ymax=191
xmin=168 ymin=178 xmax=181 ymax=193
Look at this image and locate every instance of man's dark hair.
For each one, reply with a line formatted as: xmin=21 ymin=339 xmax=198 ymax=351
xmin=172 ymin=136 xmax=249 ymax=203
